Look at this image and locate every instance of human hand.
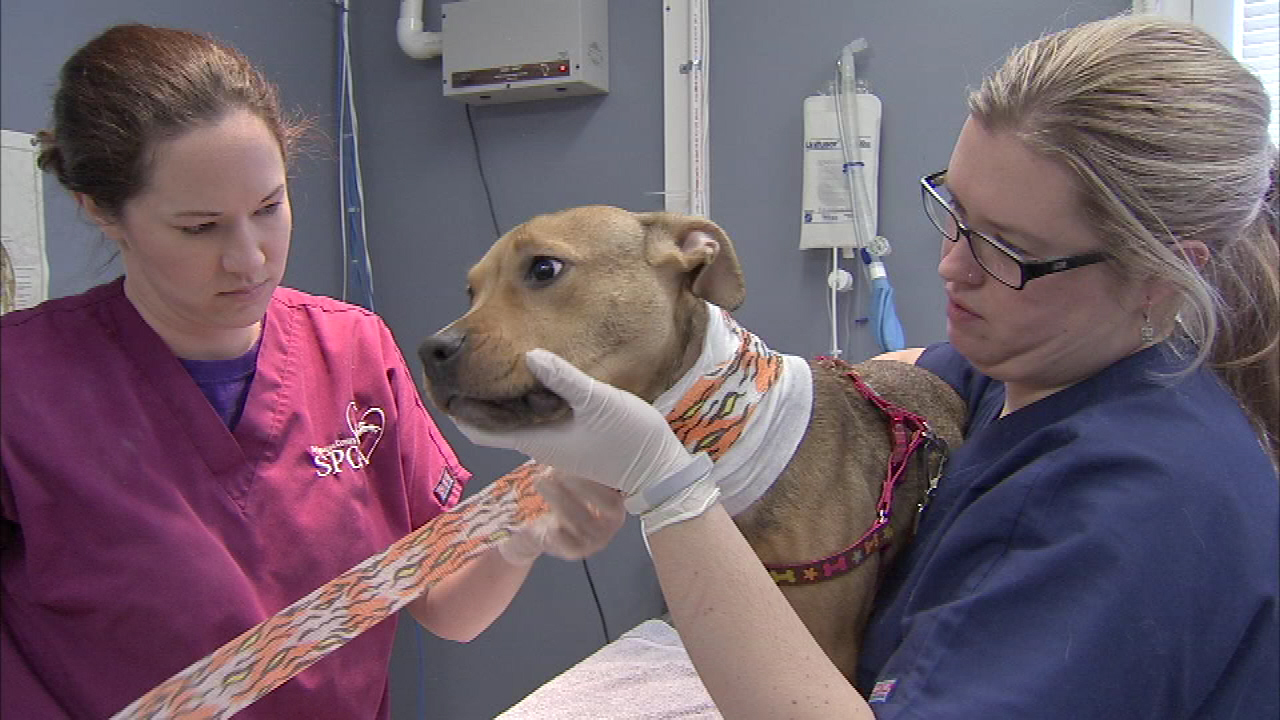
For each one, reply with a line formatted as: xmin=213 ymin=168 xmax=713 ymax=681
xmin=498 ymin=467 xmax=626 ymax=564
xmin=459 ymin=349 xmax=718 ymax=534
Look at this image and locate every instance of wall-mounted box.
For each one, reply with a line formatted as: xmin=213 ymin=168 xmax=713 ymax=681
xmin=442 ymin=0 xmax=608 ymax=105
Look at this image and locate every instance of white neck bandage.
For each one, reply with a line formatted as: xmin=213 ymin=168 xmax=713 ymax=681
xmin=651 ymin=303 xmax=813 ymax=516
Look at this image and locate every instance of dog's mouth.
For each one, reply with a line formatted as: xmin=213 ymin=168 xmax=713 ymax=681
xmin=443 ymin=384 xmax=569 ymax=432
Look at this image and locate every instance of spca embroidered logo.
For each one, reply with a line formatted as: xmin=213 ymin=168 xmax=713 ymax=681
xmin=309 ymin=402 xmax=386 ymax=477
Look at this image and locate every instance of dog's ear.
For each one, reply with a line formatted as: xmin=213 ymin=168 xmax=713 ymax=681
xmin=636 ymin=212 xmax=746 ymax=310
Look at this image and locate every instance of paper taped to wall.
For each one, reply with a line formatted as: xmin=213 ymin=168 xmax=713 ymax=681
xmin=1 ymin=129 xmax=49 ymax=313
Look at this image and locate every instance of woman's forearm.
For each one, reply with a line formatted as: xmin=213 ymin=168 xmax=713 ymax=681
xmin=406 ymin=545 xmax=534 ymax=643
xmin=648 ymin=503 xmax=874 ymax=720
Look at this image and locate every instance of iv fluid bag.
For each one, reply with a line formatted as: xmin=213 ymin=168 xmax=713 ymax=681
xmin=799 ymin=93 xmax=881 ymax=250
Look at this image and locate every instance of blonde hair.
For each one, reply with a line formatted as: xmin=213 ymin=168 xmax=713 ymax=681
xmin=970 ymin=13 xmax=1280 ymax=465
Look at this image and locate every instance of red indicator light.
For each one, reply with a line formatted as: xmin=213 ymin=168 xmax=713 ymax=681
xmin=559 ymin=64 xmax=568 ymax=73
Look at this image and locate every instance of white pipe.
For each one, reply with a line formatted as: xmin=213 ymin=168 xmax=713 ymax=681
xmin=688 ymin=0 xmax=709 ymax=217
xmin=830 ymin=248 xmax=841 ymax=357
xmin=660 ymin=0 xmax=708 ymax=216
xmin=660 ymin=2 xmax=691 ymax=212
xmin=398 ymin=0 xmax=443 ymax=60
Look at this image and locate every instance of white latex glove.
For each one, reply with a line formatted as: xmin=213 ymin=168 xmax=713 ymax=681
xmin=460 ymin=349 xmax=718 ymax=534
xmin=497 ymin=467 xmax=626 ymax=564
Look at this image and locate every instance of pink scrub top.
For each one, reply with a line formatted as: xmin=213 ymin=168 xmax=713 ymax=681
xmin=1 ymin=278 xmax=470 ymax=719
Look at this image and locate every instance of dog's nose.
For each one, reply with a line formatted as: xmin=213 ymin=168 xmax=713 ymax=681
xmin=418 ymin=329 xmax=466 ymax=372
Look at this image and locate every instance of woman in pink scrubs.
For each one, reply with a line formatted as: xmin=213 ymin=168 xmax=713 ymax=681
xmin=0 ymin=23 xmax=623 ymax=719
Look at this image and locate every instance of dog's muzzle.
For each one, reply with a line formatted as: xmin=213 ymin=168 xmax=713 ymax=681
xmin=418 ymin=328 xmax=567 ymax=431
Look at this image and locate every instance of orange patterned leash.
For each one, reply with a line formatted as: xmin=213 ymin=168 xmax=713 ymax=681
xmin=111 ymin=465 xmax=548 ymax=720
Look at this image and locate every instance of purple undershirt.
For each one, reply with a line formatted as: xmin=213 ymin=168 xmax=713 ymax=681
xmin=178 ymin=335 xmax=262 ymax=429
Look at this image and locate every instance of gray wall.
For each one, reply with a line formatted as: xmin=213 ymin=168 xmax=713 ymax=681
xmin=0 ymin=0 xmax=344 ymax=302
xmin=2 ymin=1 xmax=1124 ymax=718
xmin=707 ymin=1 xmax=1127 ymax=361
xmin=347 ymin=2 xmax=671 ymax=717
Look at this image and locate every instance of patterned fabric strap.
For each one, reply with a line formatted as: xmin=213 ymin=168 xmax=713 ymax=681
xmin=111 ymin=465 xmax=548 ymax=720
xmin=767 ymin=527 xmax=896 ymax=586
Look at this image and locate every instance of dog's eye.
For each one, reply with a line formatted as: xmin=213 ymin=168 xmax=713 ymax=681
xmin=526 ymin=256 xmax=564 ymax=285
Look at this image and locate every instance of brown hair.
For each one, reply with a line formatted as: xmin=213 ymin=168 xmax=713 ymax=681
xmin=970 ymin=13 xmax=1280 ymax=466
xmin=36 ymin=23 xmax=308 ymax=220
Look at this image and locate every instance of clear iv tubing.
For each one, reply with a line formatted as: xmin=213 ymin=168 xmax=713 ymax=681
xmin=830 ymin=39 xmax=870 ymax=358
xmin=834 ymin=39 xmax=876 ymax=254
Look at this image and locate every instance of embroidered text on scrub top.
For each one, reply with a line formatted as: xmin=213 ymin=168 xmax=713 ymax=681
xmin=309 ymin=401 xmax=386 ymax=477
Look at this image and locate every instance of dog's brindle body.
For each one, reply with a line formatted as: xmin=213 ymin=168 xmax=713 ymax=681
xmin=419 ymin=206 xmax=965 ymax=680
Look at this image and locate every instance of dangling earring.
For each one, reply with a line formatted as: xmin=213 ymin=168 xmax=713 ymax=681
xmin=1140 ymin=305 xmax=1155 ymax=344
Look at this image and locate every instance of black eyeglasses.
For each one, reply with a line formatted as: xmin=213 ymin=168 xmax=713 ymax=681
xmin=920 ymin=170 xmax=1108 ymax=290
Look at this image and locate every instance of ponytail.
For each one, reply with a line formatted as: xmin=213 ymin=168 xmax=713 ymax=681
xmin=1210 ymin=151 xmax=1280 ymax=467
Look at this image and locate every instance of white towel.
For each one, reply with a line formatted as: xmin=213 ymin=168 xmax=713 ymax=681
xmin=496 ymin=619 xmax=722 ymax=719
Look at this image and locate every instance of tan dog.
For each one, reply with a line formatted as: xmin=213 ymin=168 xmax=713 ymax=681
xmin=419 ymin=205 xmax=965 ymax=679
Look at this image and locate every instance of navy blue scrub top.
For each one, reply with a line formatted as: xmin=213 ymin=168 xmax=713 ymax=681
xmin=856 ymin=343 xmax=1279 ymax=719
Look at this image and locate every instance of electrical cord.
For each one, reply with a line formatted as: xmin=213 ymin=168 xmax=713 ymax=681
xmin=583 ymin=557 xmax=612 ymax=641
xmin=413 ymin=610 xmax=426 ymax=719
xmin=464 ymin=102 xmax=613 ymax=646
xmin=464 ymin=104 xmax=502 ymax=238
xmin=336 ymin=0 xmax=374 ymax=311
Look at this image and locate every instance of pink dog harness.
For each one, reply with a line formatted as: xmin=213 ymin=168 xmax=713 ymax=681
xmin=765 ymin=356 xmax=946 ymax=587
